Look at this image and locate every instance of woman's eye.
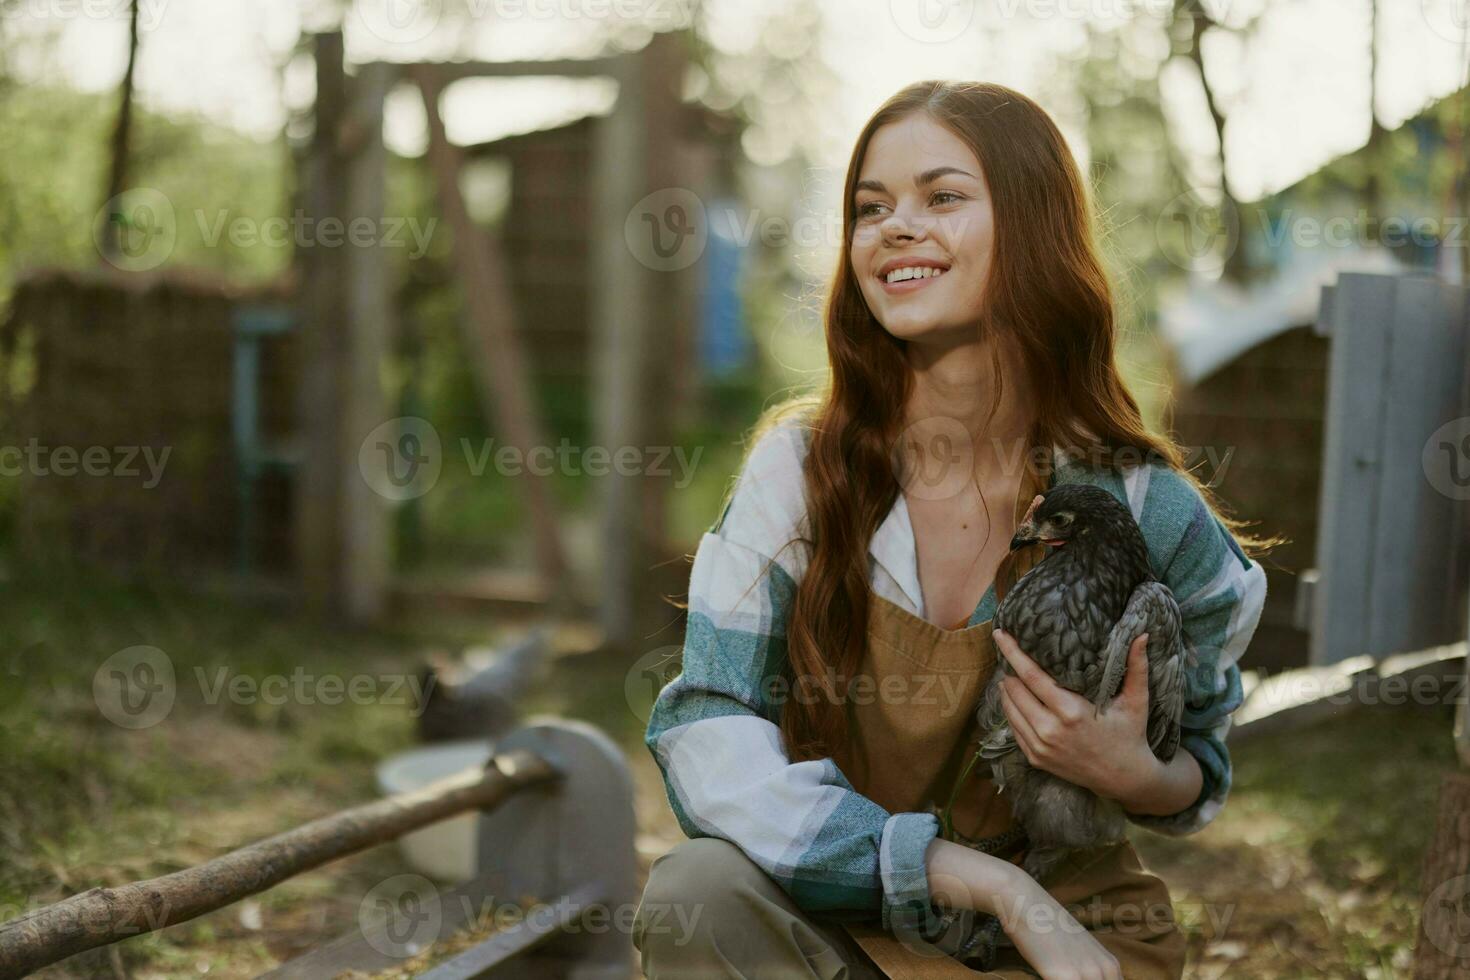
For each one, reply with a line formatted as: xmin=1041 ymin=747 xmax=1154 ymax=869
xmin=856 ymin=192 xmax=960 ymax=217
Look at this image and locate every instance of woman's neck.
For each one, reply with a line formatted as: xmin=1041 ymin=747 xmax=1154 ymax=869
xmin=901 ymin=334 xmax=1035 ymax=457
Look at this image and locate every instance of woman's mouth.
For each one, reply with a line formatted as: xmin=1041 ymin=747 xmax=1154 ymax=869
xmin=878 ymin=265 xmax=949 ymax=294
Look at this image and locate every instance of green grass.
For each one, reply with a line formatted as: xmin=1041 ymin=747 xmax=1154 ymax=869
xmin=1 ymin=564 xmax=1458 ymax=979
xmin=0 ymin=568 xmax=499 ymax=978
xmin=1132 ymin=702 xmax=1457 ymax=978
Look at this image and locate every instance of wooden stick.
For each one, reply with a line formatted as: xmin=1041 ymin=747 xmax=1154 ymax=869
xmin=410 ymin=64 xmax=569 ymax=588
xmin=0 ymin=750 xmax=558 ymax=978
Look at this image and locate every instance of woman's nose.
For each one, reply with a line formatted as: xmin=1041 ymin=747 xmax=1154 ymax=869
xmin=880 ymin=210 xmax=927 ymax=244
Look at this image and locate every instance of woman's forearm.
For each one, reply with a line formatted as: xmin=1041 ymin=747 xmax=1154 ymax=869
xmin=1114 ymin=748 xmax=1204 ymax=817
xmin=924 ymin=837 xmax=1033 ymax=916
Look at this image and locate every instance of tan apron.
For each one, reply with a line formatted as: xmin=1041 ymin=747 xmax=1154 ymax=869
xmin=832 ymin=490 xmax=1188 ymax=978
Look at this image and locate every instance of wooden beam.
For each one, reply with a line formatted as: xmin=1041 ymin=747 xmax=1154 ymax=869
xmin=341 ymin=60 xmax=395 ymax=622
xmin=368 ymin=58 xmax=624 ymax=81
xmin=295 ymin=32 xmax=350 ymax=616
xmin=411 ymin=64 xmax=570 ymax=588
xmin=0 ymin=752 xmax=558 ymax=977
xmin=590 ymin=32 xmax=690 ymax=651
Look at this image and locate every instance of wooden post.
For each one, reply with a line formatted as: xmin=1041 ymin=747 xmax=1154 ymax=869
xmin=591 ymin=33 xmax=691 ymax=652
xmin=295 ymin=32 xmax=350 ymax=616
xmin=411 ymin=64 xmax=570 ymax=591
xmin=294 ymin=35 xmax=396 ymax=622
xmin=342 ymin=60 xmax=396 ymax=621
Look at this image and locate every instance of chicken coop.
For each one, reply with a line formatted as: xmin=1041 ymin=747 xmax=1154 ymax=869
xmin=0 ymin=28 xmax=749 ymax=648
xmin=0 ymin=267 xmax=297 ymax=577
xmin=1161 ymin=247 xmax=1470 ymax=672
xmin=1159 ymin=248 xmax=1395 ymax=672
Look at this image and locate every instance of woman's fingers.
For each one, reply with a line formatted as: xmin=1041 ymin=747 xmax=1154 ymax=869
xmin=994 ymin=629 xmax=1086 ymax=718
xmin=999 ymin=682 xmax=1042 ymax=761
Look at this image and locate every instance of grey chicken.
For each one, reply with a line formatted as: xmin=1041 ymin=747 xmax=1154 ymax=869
xmin=938 ymin=483 xmax=1188 ymax=969
xmin=976 ymin=483 xmax=1187 ymax=884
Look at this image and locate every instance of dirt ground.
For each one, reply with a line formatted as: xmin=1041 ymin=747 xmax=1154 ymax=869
xmin=2 ymin=581 xmax=1456 ymax=978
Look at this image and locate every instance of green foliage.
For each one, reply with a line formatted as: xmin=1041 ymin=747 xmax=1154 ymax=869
xmin=0 ymin=84 xmax=288 ymax=293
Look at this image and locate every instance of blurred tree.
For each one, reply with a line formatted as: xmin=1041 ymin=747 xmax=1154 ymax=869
xmin=98 ymin=0 xmax=141 ymax=265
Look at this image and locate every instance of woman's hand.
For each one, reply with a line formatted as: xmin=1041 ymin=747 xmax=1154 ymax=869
xmin=1000 ymin=873 xmax=1123 ymax=980
xmin=991 ymin=629 xmax=1159 ymax=804
xmin=925 ymin=839 xmax=1121 ymax=978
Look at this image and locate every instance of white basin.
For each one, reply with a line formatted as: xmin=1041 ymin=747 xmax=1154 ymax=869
xmin=376 ymin=739 xmax=494 ymax=883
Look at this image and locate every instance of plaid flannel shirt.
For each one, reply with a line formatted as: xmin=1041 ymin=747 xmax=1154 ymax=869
xmin=645 ymin=417 xmax=1267 ymax=935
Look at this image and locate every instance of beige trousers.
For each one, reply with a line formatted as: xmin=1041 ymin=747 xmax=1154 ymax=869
xmin=632 ymin=837 xmax=1043 ymax=979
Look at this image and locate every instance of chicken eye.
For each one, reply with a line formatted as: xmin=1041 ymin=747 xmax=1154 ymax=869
xmin=1056 ymin=513 xmax=1074 ymax=525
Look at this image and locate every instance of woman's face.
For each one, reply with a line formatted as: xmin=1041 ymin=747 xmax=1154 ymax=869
xmin=850 ymin=113 xmax=995 ymax=344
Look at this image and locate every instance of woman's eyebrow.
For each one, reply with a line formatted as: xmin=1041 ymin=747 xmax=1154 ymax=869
xmin=854 ymin=166 xmax=977 ymax=195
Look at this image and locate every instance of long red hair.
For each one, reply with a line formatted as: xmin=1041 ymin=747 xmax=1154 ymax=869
xmin=732 ymin=81 xmax=1274 ymax=763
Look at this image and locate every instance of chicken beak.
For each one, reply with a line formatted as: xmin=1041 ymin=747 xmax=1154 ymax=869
xmin=1009 ymin=522 xmax=1037 ymax=552
xmin=1010 ymin=494 xmax=1045 ymax=551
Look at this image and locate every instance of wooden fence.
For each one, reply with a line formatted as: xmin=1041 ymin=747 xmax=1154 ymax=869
xmin=0 ymin=719 xmax=638 ymax=979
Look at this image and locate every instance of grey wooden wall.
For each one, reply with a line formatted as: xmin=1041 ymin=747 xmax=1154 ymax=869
xmin=1306 ymin=272 xmax=1470 ymax=665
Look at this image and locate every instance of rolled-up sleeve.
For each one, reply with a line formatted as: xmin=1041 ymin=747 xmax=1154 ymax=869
xmin=1123 ymin=464 xmax=1267 ymax=835
xmin=644 ymin=421 xmax=942 ymax=929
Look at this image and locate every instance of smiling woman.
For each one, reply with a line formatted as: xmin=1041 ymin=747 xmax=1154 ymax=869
xmin=636 ymin=80 xmax=1269 ymax=980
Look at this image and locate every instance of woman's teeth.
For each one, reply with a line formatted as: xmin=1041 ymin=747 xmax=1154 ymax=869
xmin=884 ymin=266 xmax=947 ymax=284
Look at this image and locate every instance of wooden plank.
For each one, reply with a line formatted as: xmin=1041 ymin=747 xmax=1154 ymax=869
xmin=1372 ymin=277 xmax=1469 ymax=654
xmin=415 ymin=881 xmax=609 ymax=980
xmin=1231 ymin=643 xmax=1465 ymax=744
xmin=411 ymin=65 xmax=569 ymax=588
xmin=1310 ymin=273 xmax=1394 ymax=664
